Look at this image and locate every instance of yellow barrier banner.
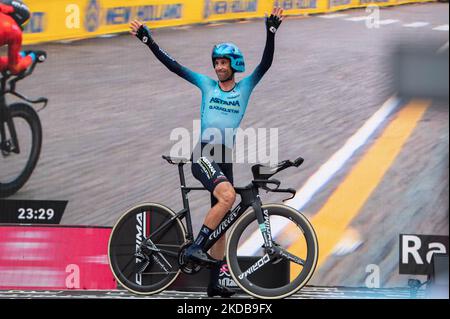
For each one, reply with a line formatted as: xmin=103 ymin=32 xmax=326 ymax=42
xmin=23 ymin=0 xmax=204 ymax=44
xmin=21 ymin=0 xmax=437 ymax=45
xmin=357 ymin=0 xmax=393 ymax=8
xmin=356 ymin=0 xmax=434 ymax=8
xmin=272 ymin=0 xmax=329 ymax=15
xmin=328 ymin=0 xmax=360 ymax=12
xmin=391 ymin=0 xmax=434 ymax=4
xmin=203 ymin=0 xmax=263 ymax=21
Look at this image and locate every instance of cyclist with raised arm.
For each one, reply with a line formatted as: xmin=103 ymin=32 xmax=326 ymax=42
xmin=0 ymin=0 xmax=37 ymax=74
xmin=130 ymin=7 xmax=284 ymax=298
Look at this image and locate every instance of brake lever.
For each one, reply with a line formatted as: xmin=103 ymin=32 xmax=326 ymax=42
xmin=35 ymin=98 xmax=48 ymax=112
xmin=253 ymin=179 xmax=281 ymax=192
xmin=6 ymin=91 xmax=48 ymax=110
xmin=270 ymin=188 xmax=297 ymax=202
xmin=162 ymin=155 xmax=173 ymax=164
xmin=291 ymin=157 xmax=304 ymax=167
xmin=283 ymin=188 xmax=296 ymax=201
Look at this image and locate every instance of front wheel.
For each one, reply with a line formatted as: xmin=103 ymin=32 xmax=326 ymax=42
xmin=108 ymin=203 xmax=186 ymax=295
xmin=226 ymin=204 xmax=318 ymax=299
xmin=0 ymin=103 xmax=42 ymax=198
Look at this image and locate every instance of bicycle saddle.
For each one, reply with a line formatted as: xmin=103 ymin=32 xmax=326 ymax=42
xmin=162 ymin=155 xmax=191 ymax=165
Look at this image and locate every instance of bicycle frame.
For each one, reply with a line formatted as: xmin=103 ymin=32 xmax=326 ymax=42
xmin=110 ymin=155 xmax=315 ymax=298
xmin=0 ymin=77 xmax=20 ymax=154
xmin=145 ymin=162 xmax=275 ymax=255
xmin=1 ymin=67 xmax=47 ymax=155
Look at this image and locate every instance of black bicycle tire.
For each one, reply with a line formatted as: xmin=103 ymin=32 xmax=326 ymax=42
xmin=0 ymin=103 xmax=42 ymax=198
xmin=108 ymin=202 xmax=187 ymax=295
xmin=226 ymin=203 xmax=318 ymax=299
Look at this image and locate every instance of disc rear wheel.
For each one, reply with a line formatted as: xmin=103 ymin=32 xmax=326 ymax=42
xmin=108 ymin=203 xmax=186 ymax=295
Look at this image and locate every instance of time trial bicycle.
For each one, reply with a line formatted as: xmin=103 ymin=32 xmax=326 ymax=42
xmin=108 ymin=155 xmax=318 ymax=299
xmin=0 ymin=51 xmax=47 ymax=198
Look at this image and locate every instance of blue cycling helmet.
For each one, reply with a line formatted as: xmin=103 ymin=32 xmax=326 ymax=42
xmin=212 ymin=43 xmax=245 ymax=73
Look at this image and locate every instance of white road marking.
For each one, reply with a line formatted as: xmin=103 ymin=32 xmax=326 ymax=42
xmin=344 ymin=18 xmax=398 ymax=25
xmin=345 ymin=16 xmax=369 ymax=22
xmin=433 ymin=25 xmax=449 ymax=31
xmin=173 ymin=26 xmax=192 ymax=30
xmin=378 ymin=19 xmax=399 ymax=25
xmin=318 ymin=14 xmax=349 ymax=19
xmin=98 ymin=34 xmax=118 ymax=38
xmin=437 ymin=41 xmax=449 ymax=54
xmin=403 ymin=22 xmax=430 ymax=28
xmin=238 ymin=96 xmax=402 ymax=255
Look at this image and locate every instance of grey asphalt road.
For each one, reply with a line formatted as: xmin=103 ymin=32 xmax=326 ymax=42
xmin=2 ymin=3 xmax=448 ymax=289
xmin=0 ymin=285 xmax=424 ymax=299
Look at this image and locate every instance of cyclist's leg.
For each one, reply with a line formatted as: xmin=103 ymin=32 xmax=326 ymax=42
xmin=205 ymin=181 xmax=235 ymax=230
xmin=0 ymin=56 xmax=8 ymax=72
xmin=188 ymin=157 xmax=235 ymax=262
xmin=209 ymin=162 xmax=233 ymax=259
xmin=207 ymin=162 xmax=235 ymax=297
xmin=7 ymin=31 xmax=32 ymax=75
xmin=200 ymin=143 xmax=235 ymax=231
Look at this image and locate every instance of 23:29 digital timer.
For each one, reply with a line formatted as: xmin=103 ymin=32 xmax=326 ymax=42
xmin=0 ymin=199 xmax=66 ymax=224
xmin=17 ymin=208 xmax=55 ymax=221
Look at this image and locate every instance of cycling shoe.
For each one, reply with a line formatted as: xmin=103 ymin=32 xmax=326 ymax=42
xmin=207 ymin=283 xmax=236 ymax=298
xmin=184 ymin=245 xmax=218 ymax=266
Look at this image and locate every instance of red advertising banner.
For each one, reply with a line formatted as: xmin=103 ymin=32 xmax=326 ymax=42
xmin=0 ymin=225 xmax=116 ymax=290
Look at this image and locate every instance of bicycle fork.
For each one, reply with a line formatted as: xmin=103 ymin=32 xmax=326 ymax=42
xmin=253 ymin=196 xmax=274 ymax=252
xmin=0 ymin=103 xmax=20 ymax=155
xmin=239 ymin=198 xmax=305 ymax=280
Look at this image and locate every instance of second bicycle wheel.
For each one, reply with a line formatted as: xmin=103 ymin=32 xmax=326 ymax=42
xmin=108 ymin=203 xmax=186 ymax=295
xmin=0 ymin=103 xmax=42 ymax=198
xmin=226 ymin=204 xmax=318 ymax=299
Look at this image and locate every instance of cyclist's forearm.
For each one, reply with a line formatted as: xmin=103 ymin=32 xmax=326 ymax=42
xmin=253 ymin=30 xmax=275 ymax=78
xmin=253 ymin=11 xmax=283 ymax=77
xmin=146 ymin=38 xmax=187 ymax=77
xmin=151 ymin=44 xmax=183 ymax=75
xmin=260 ymin=30 xmax=275 ymax=72
xmin=136 ymin=25 xmax=190 ymax=79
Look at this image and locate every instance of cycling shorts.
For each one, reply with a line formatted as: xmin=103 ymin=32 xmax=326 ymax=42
xmin=191 ymin=143 xmax=234 ymax=196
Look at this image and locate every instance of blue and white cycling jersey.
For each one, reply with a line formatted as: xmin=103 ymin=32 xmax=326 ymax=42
xmin=180 ymin=67 xmax=268 ymax=148
xmin=139 ymin=26 xmax=275 ymax=149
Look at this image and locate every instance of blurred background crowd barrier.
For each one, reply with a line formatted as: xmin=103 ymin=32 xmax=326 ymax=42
xmin=23 ymin=0 xmax=435 ymax=44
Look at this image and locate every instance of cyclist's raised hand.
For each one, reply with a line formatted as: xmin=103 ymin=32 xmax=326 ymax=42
xmin=129 ymin=19 xmax=143 ymax=36
xmin=265 ymin=7 xmax=284 ymax=34
xmin=130 ymin=20 xmax=153 ymax=44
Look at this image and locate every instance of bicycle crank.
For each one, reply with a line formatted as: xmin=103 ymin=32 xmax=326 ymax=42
xmin=178 ymin=242 xmax=202 ymax=275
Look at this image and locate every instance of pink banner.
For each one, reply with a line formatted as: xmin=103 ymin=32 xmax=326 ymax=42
xmin=0 ymin=225 xmax=116 ymax=290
